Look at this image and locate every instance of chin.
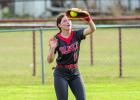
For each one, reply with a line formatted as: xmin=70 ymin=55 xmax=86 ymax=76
xmin=64 ymin=27 xmax=71 ymax=31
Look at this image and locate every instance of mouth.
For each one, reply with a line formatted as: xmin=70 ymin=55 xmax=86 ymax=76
xmin=67 ymin=24 xmax=71 ymax=27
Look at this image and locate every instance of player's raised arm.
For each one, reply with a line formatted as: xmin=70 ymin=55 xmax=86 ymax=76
xmin=47 ymin=37 xmax=57 ymax=63
xmin=83 ymin=12 xmax=96 ymax=36
xmin=66 ymin=8 xmax=96 ymax=36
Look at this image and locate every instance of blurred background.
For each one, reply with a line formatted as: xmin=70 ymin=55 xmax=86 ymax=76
xmin=0 ymin=0 xmax=140 ymax=19
xmin=0 ymin=0 xmax=140 ymax=83
xmin=0 ymin=1 xmax=140 ymax=100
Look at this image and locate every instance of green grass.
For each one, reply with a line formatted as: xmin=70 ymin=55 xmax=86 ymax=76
xmin=0 ymin=28 xmax=140 ymax=100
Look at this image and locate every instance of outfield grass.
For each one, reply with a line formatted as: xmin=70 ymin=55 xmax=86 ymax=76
xmin=0 ymin=28 xmax=140 ymax=100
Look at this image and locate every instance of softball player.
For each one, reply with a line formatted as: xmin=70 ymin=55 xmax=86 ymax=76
xmin=47 ymin=8 xmax=96 ymax=100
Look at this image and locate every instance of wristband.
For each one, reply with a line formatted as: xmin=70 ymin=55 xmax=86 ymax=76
xmin=85 ymin=16 xmax=92 ymax=22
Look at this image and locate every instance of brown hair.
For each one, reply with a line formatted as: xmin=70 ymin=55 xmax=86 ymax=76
xmin=56 ymin=13 xmax=65 ymax=33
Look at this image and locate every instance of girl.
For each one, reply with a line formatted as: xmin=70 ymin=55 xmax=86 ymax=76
xmin=47 ymin=9 xmax=96 ymax=100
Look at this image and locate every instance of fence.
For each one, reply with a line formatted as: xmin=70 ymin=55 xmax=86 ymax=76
xmin=0 ymin=17 xmax=140 ymax=84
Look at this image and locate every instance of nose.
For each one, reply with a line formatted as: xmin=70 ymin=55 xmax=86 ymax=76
xmin=65 ymin=20 xmax=71 ymax=25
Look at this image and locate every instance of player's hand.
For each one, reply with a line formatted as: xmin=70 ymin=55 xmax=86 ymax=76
xmin=81 ymin=10 xmax=92 ymax=22
xmin=66 ymin=8 xmax=92 ymax=21
xmin=81 ymin=10 xmax=90 ymax=16
xmin=48 ymin=37 xmax=57 ymax=49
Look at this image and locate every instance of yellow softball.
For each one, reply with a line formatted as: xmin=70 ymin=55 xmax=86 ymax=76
xmin=70 ymin=11 xmax=78 ymax=17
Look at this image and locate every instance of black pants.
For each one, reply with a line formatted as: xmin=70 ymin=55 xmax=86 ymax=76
xmin=53 ymin=67 xmax=86 ymax=100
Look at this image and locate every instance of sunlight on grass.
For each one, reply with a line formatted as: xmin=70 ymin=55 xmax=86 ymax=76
xmin=0 ymin=28 xmax=140 ymax=100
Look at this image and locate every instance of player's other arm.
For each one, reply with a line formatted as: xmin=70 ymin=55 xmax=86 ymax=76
xmin=47 ymin=48 xmax=55 ymax=63
xmin=83 ymin=13 xmax=96 ymax=36
xmin=47 ymin=38 xmax=57 ymax=63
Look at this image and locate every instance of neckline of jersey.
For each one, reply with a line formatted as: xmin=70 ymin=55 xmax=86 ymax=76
xmin=57 ymin=31 xmax=74 ymax=45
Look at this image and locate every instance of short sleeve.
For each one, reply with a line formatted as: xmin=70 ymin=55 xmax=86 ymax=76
xmin=74 ymin=29 xmax=86 ymax=41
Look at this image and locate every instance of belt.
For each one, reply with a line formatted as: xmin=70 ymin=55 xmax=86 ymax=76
xmin=57 ymin=64 xmax=78 ymax=69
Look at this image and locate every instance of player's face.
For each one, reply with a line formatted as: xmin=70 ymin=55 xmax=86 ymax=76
xmin=59 ymin=15 xmax=72 ymax=31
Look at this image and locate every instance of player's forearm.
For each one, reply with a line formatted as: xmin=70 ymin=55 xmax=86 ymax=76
xmin=47 ymin=48 xmax=55 ymax=63
xmin=84 ymin=19 xmax=96 ymax=36
xmin=88 ymin=19 xmax=96 ymax=33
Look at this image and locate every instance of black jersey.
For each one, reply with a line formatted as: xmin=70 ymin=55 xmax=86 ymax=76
xmin=54 ymin=29 xmax=86 ymax=65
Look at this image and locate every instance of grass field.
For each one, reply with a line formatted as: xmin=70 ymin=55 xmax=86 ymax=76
xmin=0 ymin=28 xmax=140 ymax=100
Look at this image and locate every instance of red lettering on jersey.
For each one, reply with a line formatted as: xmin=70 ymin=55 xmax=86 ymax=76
xmin=59 ymin=46 xmax=67 ymax=54
xmin=67 ymin=45 xmax=73 ymax=52
xmin=59 ymin=42 xmax=78 ymax=54
xmin=74 ymin=42 xmax=78 ymax=51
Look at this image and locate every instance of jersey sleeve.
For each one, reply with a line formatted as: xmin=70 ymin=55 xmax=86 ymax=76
xmin=74 ymin=29 xmax=86 ymax=41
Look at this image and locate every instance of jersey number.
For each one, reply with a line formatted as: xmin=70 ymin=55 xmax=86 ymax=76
xmin=74 ymin=52 xmax=78 ymax=61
